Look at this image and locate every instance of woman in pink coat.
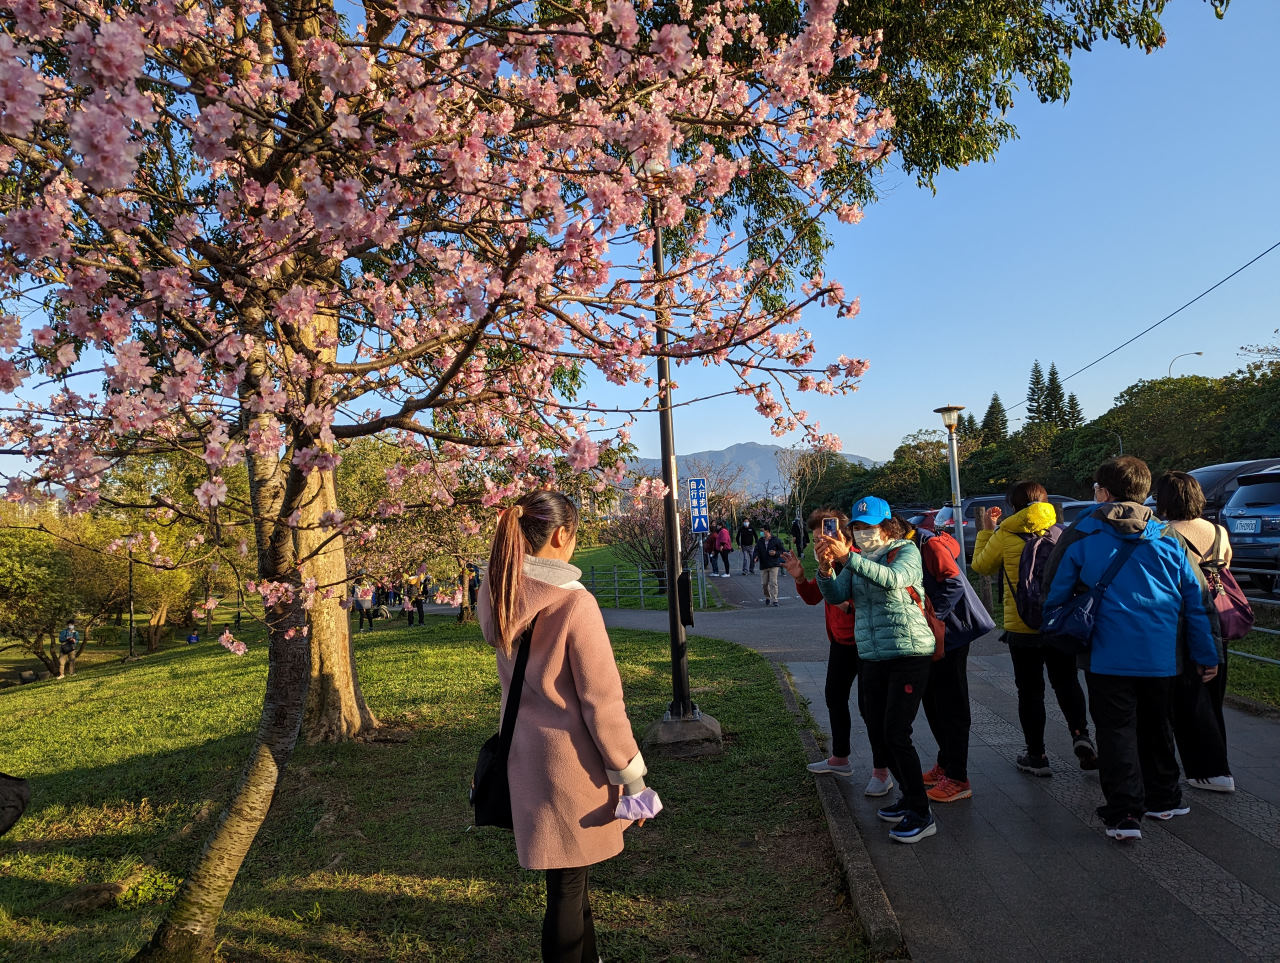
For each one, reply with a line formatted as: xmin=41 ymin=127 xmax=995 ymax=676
xmin=479 ymin=490 xmax=661 ymax=963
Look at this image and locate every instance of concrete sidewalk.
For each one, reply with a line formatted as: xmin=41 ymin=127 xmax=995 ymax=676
xmin=603 ymin=598 xmax=1280 ymax=963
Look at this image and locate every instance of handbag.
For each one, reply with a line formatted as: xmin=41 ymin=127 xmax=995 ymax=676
xmin=1041 ymin=539 xmax=1141 ymax=653
xmin=470 ymin=618 xmax=537 ymax=829
xmin=1191 ymin=527 xmax=1254 ymax=642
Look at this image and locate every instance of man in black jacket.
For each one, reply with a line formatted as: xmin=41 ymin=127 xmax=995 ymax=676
xmin=754 ymin=526 xmax=785 ymax=606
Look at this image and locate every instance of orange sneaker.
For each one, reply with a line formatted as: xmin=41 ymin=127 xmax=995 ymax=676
xmin=921 ymin=764 xmax=946 ymax=788
xmin=927 ymin=778 xmax=973 ymax=803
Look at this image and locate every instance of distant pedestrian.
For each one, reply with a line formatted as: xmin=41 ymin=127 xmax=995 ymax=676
xmin=1044 ymin=457 xmax=1219 ymax=842
xmin=353 ymin=577 xmax=375 ymax=632
xmin=787 ymin=509 xmax=894 ymax=797
xmin=57 ymin=620 xmax=79 ymax=678
xmin=972 ymin=481 xmax=1097 ymax=776
xmin=738 ymin=519 xmax=757 ymax=574
xmin=1155 ymin=470 xmax=1235 ymax=793
xmin=816 ymin=496 xmax=939 ymax=843
xmin=479 ymin=490 xmax=661 ymax=963
xmin=754 ymin=525 xmax=785 ymax=606
xmin=715 ymin=523 xmax=732 ymax=577
xmin=791 ymin=515 xmax=808 ymax=554
xmin=704 ymin=530 xmax=720 ymax=574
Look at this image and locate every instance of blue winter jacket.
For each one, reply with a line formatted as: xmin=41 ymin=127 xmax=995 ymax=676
xmin=816 ymin=539 xmax=936 ymax=661
xmin=1041 ymin=503 xmax=1217 ymax=677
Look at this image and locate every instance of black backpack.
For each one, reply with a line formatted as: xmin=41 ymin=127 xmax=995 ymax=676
xmin=1004 ymin=525 xmax=1064 ymax=630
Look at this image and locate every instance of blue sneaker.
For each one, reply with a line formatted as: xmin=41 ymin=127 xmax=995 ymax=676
xmin=889 ymin=810 xmax=937 ymax=844
xmin=876 ymin=799 xmax=912 ymax=823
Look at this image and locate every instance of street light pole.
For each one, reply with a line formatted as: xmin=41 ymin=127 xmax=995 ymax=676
xmin=651 ymin=206 xmax=694 ymax=721
xmin=934 ymin=406 xmax=966 ymax=560
xmin=1167 ymin=350 xmax=1203 ymax=378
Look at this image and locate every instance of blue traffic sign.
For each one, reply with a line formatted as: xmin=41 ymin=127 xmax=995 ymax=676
xmin=688 ymin=477 xmax=709 ymax=533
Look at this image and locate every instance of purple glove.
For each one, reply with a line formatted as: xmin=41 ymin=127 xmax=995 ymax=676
xmin=614 ymin=787 xmax=663 ymax=821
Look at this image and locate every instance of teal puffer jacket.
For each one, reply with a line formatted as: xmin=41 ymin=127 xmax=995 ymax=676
xmin=816 ymin=540 xmax=936 ymax=661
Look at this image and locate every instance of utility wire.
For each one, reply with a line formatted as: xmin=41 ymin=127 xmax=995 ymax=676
xmin=1006 ymin=238 xmax=1280 ymax=412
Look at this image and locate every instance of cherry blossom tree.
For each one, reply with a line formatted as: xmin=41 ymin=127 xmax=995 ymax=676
xmin=0 ymin=0 xmax=889 ymax=956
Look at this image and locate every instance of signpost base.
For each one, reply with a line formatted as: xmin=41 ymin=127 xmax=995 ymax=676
xmin=642 ymin=707 xmax=723 ymax=759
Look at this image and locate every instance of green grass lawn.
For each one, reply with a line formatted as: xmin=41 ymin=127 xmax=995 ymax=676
xmin=0 ymin=618 xmax=862 ymax=961
xmin=1228 ymin=597 xmax=1280 ymax=710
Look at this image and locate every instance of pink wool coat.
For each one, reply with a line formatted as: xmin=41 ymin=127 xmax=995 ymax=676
xmin=478 ymin=556 xmax=646 ymax=871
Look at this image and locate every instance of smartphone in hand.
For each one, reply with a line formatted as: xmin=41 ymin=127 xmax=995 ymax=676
xmin=822 ymin=517 xmax=838 ymax=538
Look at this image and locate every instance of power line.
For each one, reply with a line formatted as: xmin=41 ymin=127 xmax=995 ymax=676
xmin=1006 ymin=238 xmax=1280 ymax=412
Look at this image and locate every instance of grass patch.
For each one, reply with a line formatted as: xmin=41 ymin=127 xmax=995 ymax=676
xmin=0 ymin=618 xmax=862 ymax=961
xmin=1227 ymin=594 xmax=1280 ymax=709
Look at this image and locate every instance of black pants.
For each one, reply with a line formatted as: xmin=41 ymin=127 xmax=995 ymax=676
xmin=357 ymin=609 xmax=374 ymax=630
xmin=1172 ymin=657 xmax=1230 ymax=780
xmin=1087 ymin=673 xmax=1181 ymax=823
xmin=543 ymin=866 xmax=596 ymax=963
xmin=922 ymin=645 xmax=971 ymax=782
xmin=1008 ymin=639 xmax=1089 ymax=754
xmin=719 ymin=549 xmax=731 ymax=572
xmin=825 ymin=641 xmax=884 ymax=764
xmin=860 ymin=656 xmax=932 ymax=816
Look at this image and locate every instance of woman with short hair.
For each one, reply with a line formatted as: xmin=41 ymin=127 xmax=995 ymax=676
xmin=1155 ymin=471 xmax=1235 ymax=793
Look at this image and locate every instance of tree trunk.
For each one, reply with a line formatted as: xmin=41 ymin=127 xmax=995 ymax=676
xmin=298 ymin=468 xmax=378 ymax=742
xmin=147 ymin=602 xmax=168 ymax=653
xmin=131 ymin=597 xmax=310 ymax=962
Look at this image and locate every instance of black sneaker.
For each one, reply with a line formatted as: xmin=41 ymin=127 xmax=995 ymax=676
xmin=1072 ymin=732 xmax=1099 ymax=771
xmin=889 ymin=810 xmax=937 ymax=844
xmin=1105 ymin=816 xmax=1142 ymax=841
xmin=1016 ymin=752 xmax=1052 ymax=777
xmin=876 ymin=799 xmax=913 ymax=823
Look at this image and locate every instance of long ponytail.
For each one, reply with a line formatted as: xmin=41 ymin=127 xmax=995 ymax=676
xmin=487 ymin=491 xmax=580 ymax=656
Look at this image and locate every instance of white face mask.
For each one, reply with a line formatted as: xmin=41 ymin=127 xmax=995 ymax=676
xmin=852 ymin=529 xmax=884 ymax=552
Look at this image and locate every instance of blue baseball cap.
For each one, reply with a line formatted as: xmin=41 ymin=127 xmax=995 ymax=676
xmin=849 ymin=495 xmax=892 ymax=526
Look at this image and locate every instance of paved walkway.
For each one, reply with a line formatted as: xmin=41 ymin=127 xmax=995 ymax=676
xmin=602 ymin=574 xmax=1280 ymax=963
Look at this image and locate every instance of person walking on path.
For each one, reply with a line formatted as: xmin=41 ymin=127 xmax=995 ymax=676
xmin=754 ymin=525 xmax=785 ymax=606
xmin=57 ymin=620 xmax=79 ymax=678
xmin=816 ymin=496 xmax=939 ymax=844
xmin=785 ymin=509 xmax=894 ymax=797
xmin=1154 ymin=470 xmax=1236 ymax=793
xmin=738 ymin=519 xmax=757 ymax=574
xmin=972 ymin=481 xmax=1097 ymax=776
xmin=479 ymin=490 xmax=661 ymax=962
xmin=897 ymin=517 xmax=994 ymax=805
xmin=1043 ymin=457 xmax=1219 ymax=842
xmin=716 ymin=522 xmax=733 ymax=577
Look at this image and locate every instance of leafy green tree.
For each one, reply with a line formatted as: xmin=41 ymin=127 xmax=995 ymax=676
xmin=980 ymin=393 xmax=1009 ymax=444
xmin=1065 ymin=393 xmax=1086 ymax=429
xmin=0 ymin=510 xmax=78 ymax=675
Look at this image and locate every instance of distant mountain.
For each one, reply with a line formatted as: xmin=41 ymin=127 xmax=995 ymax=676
xmin=628 ymin=442 xmax=875 ymax=497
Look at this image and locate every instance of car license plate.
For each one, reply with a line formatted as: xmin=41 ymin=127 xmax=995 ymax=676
xmin=1234 ymin=518 xmax=1259 ymax=534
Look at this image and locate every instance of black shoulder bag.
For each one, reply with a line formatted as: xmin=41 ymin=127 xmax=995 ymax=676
xmin=469 ymin=617 xmax=536 ymax=829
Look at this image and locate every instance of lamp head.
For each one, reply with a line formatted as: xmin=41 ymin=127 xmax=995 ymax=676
xmin=933 ymin=405 xmax=965 ymax=429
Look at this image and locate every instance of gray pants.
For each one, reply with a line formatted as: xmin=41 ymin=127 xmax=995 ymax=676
xmin=760 ymin=567 xmax=779 ymax=603
xmin=57 ymin=651 xmax=76 ymax=677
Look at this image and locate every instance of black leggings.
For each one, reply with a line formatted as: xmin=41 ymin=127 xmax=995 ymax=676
xmin=922 ymin=645 xmax=972 ymax=781
xmin=1008 ymin=638 xmax=1089 ymax=755
xmin=543 ymin=866 xmax=596 ymax=963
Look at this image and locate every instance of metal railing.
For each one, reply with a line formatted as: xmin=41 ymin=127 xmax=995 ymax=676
xmin=583 ymin=564 xmax=711 ymax=611
xmin=1231 ymin=564 xmax=1280 ymax=664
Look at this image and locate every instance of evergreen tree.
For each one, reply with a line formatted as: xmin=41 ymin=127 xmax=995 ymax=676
xmin=1043 ymin=363 xmax=1067 ymax=428
xmin=965 ymin=412 xmax=980 ymax=437
xmin=1026 ymin=361 xmax=1046 ymax=425
xmin=1065 ymin=392 xmax=1085 ymax=429
xmin=980 ymin=392 xmax=1009 ymax=443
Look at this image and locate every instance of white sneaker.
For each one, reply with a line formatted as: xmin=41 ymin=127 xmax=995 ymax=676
xmin=1144 ymin=806 xmax=1191 ymax=820
xmin=807 ymin=758 xmax=853 ymax=777
xmin=865 ymin=772 xmax=895 ymax=797
xmin=1188 ymin=776 xmax=1235 ymax=793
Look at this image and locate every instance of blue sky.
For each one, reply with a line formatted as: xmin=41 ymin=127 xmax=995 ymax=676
xmin=613 ymin=0 xmax=1280 ymax=463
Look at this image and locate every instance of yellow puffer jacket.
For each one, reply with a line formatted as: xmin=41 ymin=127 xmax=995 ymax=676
xmin=970 ymin=502 xmax=1058 ymax=636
